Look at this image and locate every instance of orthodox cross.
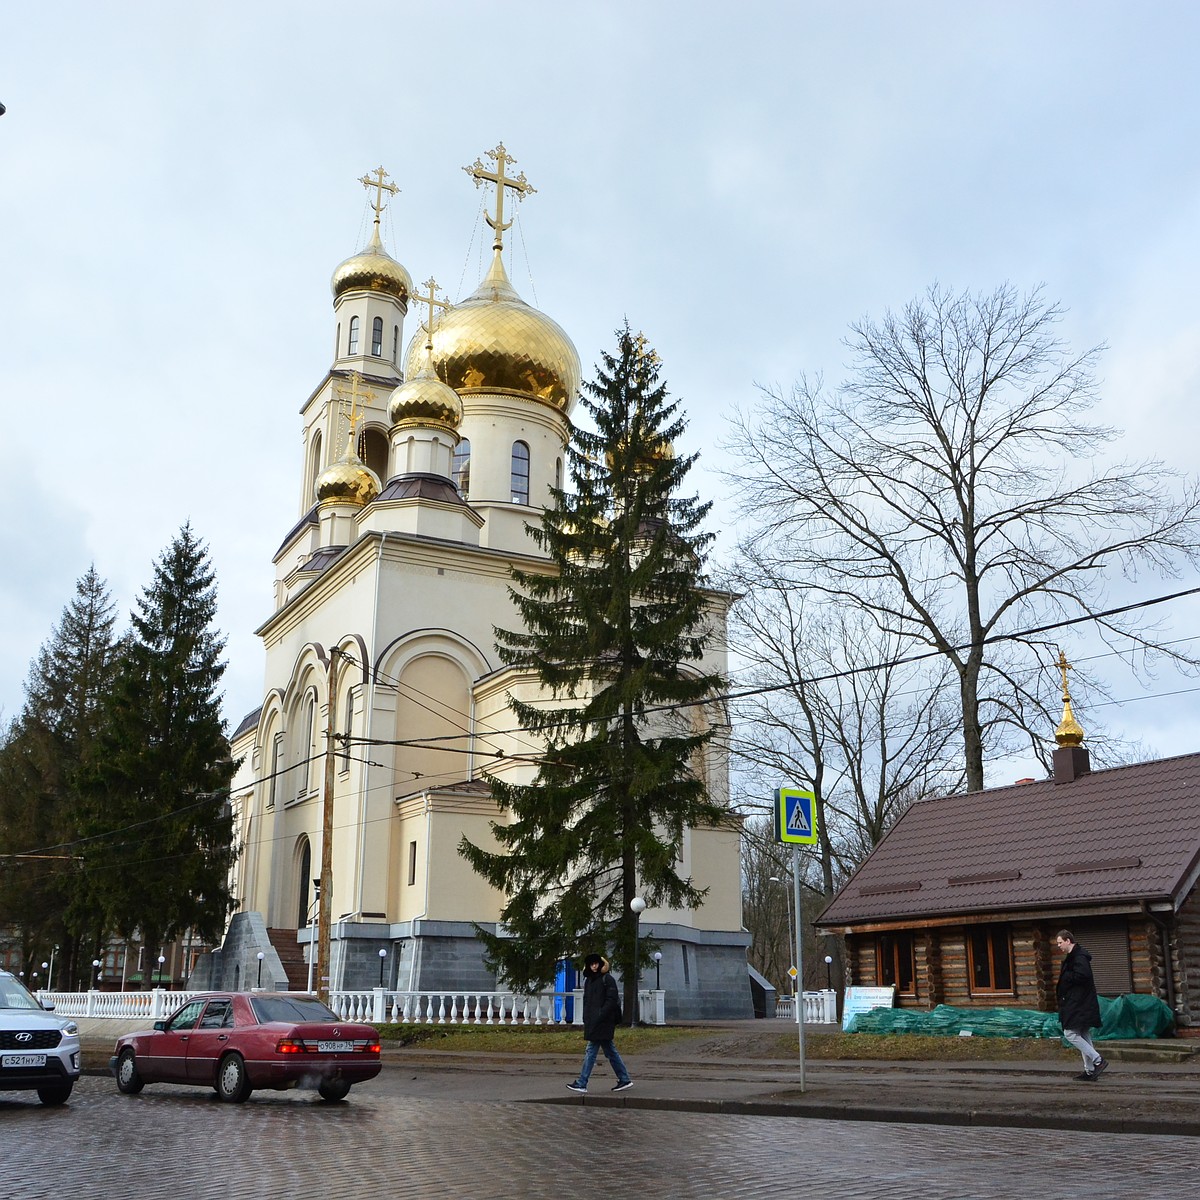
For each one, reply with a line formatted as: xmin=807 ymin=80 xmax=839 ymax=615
xmin=1056 ymin=649 xmax=1074 ymax=702
xmin=412 ymin=277 xmax=450 ymax=351
xmin=359 ymin=165 xmax=399 ymax=228
xmin=334 ymin=371 xmax=376 ymax=453
xmin=463 ymin=143 xmax=536 ymax=252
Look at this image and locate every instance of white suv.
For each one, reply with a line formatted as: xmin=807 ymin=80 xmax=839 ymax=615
xmin=0 ymin=969 xmax=82 ymax=1105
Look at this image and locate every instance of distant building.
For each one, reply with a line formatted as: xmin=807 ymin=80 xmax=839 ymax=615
xmin=816 ymin=668 xmax=1200 ymax=1032
xmin=207 ymin=154 xmax=750 ymax=1018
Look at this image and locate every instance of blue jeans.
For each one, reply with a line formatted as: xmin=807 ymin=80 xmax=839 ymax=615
xmin=574 ymin=1039 xmax=630 ymax=1087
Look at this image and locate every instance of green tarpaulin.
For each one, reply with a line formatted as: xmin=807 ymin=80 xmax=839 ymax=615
xmin=845 ymin=994 xmax=1175 ymax=1040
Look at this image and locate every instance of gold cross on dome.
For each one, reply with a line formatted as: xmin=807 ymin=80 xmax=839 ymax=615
xmin=464 ymin=143 xmax=536 ymax=252
xmin=412 ymin=277 xmax=450 ymax=346
xmin=359 ymin=166 xmax=399 ymax=224
xmin=334 ymin=371 xmax=376 ymax=446
xmin=1056 ymin=649 xmax=1074 ymax=701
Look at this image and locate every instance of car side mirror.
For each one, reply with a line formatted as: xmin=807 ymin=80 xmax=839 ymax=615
xmin=39 ymin=999 xmax=56 ymax=1011
xmin=153 ymin=1020 xmax=166 ymax=1031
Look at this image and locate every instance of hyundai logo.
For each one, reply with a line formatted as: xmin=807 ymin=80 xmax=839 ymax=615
xmin=15 ymin=1032 xmax=33 ymax=1043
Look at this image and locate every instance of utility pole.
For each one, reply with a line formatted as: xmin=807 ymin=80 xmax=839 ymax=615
xmin=316 ymin=647 xmax=340 ymax=1005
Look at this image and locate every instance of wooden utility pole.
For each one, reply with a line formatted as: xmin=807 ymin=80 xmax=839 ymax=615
xmin=316 ymin=647 xmax=340 ymax=1004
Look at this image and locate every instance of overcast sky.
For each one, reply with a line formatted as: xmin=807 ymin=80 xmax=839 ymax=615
xmin=3 ymin=2 xmax=1199 ymax=786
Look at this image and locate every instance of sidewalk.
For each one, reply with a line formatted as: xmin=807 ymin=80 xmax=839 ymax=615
xmin=79 ymin=1020 xmax=1200 ymax=1135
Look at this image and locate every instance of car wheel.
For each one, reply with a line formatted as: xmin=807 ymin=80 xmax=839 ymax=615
xmin=116 ymin=1048 xmax=145 ymax=1095
xmin=318 ymin=1077 xmax=351 ymax=1102
xmin=37 ymin=1081 xmax=73 ymax=1106
xmin=215 ymin=1053 xmax=252 ymax=1104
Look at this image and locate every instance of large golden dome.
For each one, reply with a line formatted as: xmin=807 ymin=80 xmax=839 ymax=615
xmin=331 ymin=227 xmax=412 ymax=303
xmin=403 ymin=251 xmax=579 ymax=411
xmin=316 ymin=434 xmax=381 ymax=507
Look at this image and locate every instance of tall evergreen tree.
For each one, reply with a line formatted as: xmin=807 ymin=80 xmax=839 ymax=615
xmin=0 ymin=567 xmax=116 ymax=985
xmin=460 ymin=325 xmax=728 ymax=1015
xmin=80 ymin=525 xmax=237 ymax=977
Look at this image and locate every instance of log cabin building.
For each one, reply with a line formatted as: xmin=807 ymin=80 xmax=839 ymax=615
xmin=816 ymin=678 xmax=1200 ymax=1033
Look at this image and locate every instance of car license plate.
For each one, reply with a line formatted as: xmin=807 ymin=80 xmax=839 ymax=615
xmin=317 ymin=1040 xmax=351 ymax=1052
xmin=3 ymin=1053 xmax=47 ymax=1068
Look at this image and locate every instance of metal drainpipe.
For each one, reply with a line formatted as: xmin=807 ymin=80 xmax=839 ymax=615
xmin=1141 ymin=903 xmax=1177 ymax=1013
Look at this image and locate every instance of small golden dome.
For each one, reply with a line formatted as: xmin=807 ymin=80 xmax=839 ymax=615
xmin=316 ymin=435 xmax=381 ymax=507
xmin=403 ymin=251 xmax=579 ymax=411
xmin=388 ymin=362 xmax=463 ymax=429
xmin=331 ymin=227 xmax=412 ymax=303
xmin=1055 ymin=698 xmax=1085 ymax=747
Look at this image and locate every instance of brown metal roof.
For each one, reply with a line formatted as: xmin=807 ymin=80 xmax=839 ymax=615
xmin=817 ymin=750 xmax=1200 ymax=928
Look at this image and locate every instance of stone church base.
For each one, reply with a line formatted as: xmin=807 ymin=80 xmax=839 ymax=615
xmin=208 ymin=913 xmax=754 ymax=1020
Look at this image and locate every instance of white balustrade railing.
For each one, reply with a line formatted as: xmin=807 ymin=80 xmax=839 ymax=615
xmin=36 ymin=985 xmax=670 ymax=1027
xmin=775 ymin=989 xmax=838 ymax=1024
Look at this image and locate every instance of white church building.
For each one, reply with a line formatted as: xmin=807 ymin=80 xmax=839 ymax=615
xmin=205 ymin=149 xmax=752 ymax=1019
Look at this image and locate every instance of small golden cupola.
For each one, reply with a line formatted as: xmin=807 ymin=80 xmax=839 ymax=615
xmin=1054 ymin=649 xmax=1085 ymax=747
xmin=331 ymin=167 xmax=413 ymax=304
xmin=403 ymin=144 xmax=580 ymax=411
xmin=389 ymin=278 xmax=463 ymax=432
xmin=317 ymin=374 xmax=381 ymax=510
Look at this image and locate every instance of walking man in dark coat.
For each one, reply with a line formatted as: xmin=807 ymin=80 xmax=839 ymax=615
xmin=1055 ymin=930 xmax=1108 ymax=1081
xmin=567 ymin=953 xmax=633 ymax=1094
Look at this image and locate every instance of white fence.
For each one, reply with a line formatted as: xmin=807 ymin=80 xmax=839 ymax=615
xmin=775 ymin=989 xmax=838 ymax=1024
xmin=37 ymin=986 xmax=668 ymax=1027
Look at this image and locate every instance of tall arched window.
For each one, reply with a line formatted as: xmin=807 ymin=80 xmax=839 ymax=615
xmin=348 ymin=316 xmax=360 ymax=355
xmin=452 ymin=438 xmax=471 ymax=497
xmin=392 ymin=325 xmax=400 ymax=364
xmin=297 ymin=839 xmax=312 ymax=929
xmin=371 ymin=316 xmax=383 ymax=357
xmin=511 ymin=440 xmax=530 ymax=504
xmin=308 ymin=431 xmax=323 ymax=503
xmin=340 ymin=688 xmax=354 ymax=768
xmin=300 ymin=691 xmax=316 ymax=794
xmin=555 ymin=457 xmax=563 ymax=491
xmin=357 ymin=426 xmax=388 ymax=482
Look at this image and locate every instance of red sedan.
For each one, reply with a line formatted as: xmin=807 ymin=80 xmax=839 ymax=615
xmin=110 ymin=992 xmax=381 ymax=1103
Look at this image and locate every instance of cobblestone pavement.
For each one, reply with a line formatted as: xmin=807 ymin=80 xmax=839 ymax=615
xmin=3 ymin=1076 xmax=1198 ymax=1199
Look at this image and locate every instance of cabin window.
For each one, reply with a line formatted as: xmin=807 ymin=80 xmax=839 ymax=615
xmin=968 ymin=924 xmax=1014 ymax=993
xmin=877 ymin=932 xmax=916 ymax=995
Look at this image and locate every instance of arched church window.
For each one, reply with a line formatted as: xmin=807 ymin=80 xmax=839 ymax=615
xmin=309 ymin=431 xmax=323 ymax=503
xmin=297 ymin=839 xmax=312 ymax=929
xmin=371 ymin=317 xmax=383 ymax=357
xmin=348 ymin=316 xmax=360 ymax=355
xmin=267 ymin=732 xmax=283 ymax=810
xmin=511 ymin=440 xmax=530 ymax=505
xmin=340 ymin=687 xmax=354 ymax=768
xmin=300 ymin=691 xmax=317 ymax=794
xmin=555 ymin=457 xmax=562 ymax=491
xmin=452 ymin=438 xmax=471 ymax=497
xmin=357 ymin=426 xmax=388 ymax=483
xmin=393 ymin=325 xmax=400 ymax=365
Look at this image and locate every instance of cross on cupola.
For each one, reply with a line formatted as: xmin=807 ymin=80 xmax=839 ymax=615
xmin=358 ymin=165 xmax=399 ymax=230
xmin=333 ymin=370 xmax=377 ymax=452
xmin=464 ymin=143 xmax=536 ymax=252
xmin=412 ymin=277 xmax=451 ymax=353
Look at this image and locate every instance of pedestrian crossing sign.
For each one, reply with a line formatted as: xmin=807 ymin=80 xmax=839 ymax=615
xmin=774 ymin=787 xmax=818 ymax=846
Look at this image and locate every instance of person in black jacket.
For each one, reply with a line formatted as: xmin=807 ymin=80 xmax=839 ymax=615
xmin=566 ymin=953 xmax=633 ymax=1094
xmin=1055 ymin=930 xmax=1108 ymax=1081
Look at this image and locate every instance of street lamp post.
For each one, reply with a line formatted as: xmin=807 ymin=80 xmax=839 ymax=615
xmin=769 ymin=875 xmax=796 ymax=994
xmin=40 ymin=962 xmax=49 ymax=993
xmin=256 ymin=951 xmax=265 ymax=989
xmin=652 ymin=951 xmax=662 ymax=990
xmin=306 ymin=879 xmax=321 ymax=992
xmin=92 ymin=959 xmax=102 ymax=988
xmin=378 ymin=948 xmax=388 ymax=988
xmin=157 ymin=955 xmax=166 ymax=987
xmin=629 ymin=896 xmax=646 ymax=1027
xmin=824 ymin=954 xmax=833 ymax=989
xmin=47 ymin=946 xmax=58 ymax=991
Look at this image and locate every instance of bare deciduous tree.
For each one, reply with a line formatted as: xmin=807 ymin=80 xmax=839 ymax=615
xmin=727 ymin=284 xmax=1200 ymax=791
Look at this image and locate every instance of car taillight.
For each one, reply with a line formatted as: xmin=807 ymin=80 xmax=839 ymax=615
xmin=365 ymin=1041 xmax=380 ymax=1054
xmin=276 ymin=1038 xmax=309 ymax=1054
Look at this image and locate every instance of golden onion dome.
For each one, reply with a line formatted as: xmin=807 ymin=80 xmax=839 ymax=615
xmin=403 ymin=251 xmax=579 ymax=411
xmin=388 ymin=359 xmax=463 ymax=429
xmin=315 ymin=434 xmax=381 ymax=508
xmin=331 ymin=227 xmax=413 ymax=303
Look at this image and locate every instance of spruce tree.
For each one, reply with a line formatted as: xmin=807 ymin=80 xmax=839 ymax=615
xmin=0 ymin=567 xmax=116 ymax=985
xmin=80 ymin=525 xmax=237 ymax=977
xmin=460 ymin=324 xmax=727 ymax=1014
